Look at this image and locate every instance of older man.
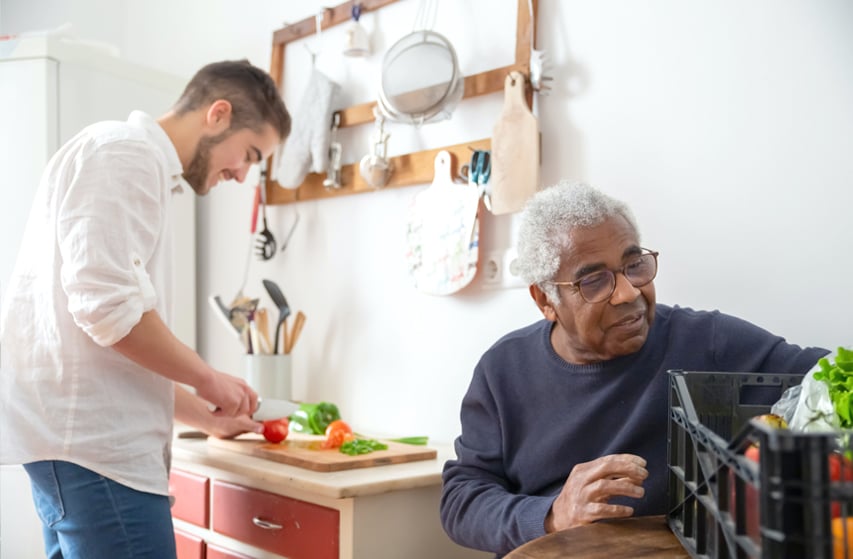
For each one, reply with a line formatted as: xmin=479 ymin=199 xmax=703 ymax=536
xmin=440 ymin=181 xmax=828 ymax=556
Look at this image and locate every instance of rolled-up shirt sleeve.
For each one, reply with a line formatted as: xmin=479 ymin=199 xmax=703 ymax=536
xmin=57 ymin=140 xmax=163 ymax=347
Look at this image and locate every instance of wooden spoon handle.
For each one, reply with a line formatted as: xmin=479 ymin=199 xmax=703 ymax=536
xmin=285 ymin=311 xmax=306 ymax=354
xmin=255 ymin=308 xmax=273 ymax=354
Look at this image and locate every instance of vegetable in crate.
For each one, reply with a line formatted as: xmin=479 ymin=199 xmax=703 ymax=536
xmin=288 ymin=401 xmax=341 ymax=434
xmin=813 ymin=347 xmax=853 ymax=428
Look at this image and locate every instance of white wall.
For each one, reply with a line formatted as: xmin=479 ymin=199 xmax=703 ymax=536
xmin=2 ymin=0 xmax=852 ymax=448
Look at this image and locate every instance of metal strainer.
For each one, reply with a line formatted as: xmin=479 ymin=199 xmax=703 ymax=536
xmin=377 ymin=29 xmax=463 ymax=125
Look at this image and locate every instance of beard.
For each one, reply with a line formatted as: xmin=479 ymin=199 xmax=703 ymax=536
xmin=183 ymin=131 xmax=231 ymax=195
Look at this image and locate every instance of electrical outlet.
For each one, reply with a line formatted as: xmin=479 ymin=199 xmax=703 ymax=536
xmin=481 ymin=249 xmax=526 ymax=290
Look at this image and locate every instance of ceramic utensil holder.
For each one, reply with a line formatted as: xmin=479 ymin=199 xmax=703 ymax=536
xmin=244 ymin=354 xmax=292 ymax=400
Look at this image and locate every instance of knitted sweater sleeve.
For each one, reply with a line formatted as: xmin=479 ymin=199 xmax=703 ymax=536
xmin=440 ymin=338 xmax=557 ymax=556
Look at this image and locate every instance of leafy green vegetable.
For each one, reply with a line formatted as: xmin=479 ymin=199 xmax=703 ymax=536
xmin=288 ymin=402 xmax=341 ymax=435
xmin=813 ymin=347 xmax=853 ymax=428
xmin=387 ymin=436 xmax=429 ymax=445
xmin=339 ymin=438 xmax=388 ymax=456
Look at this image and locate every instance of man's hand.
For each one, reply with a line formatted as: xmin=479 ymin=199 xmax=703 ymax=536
xmin=175 ymin=384 xmax=262 ymax=438
xmin=196 ymin=370 xmax=258 ymax=418
xmin=205 ymin=414 xmax=263 ymax=439
xmin=545 ymin=454 xmax=648 ymax=533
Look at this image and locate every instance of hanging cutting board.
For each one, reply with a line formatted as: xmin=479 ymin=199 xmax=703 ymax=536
xmin=207 ymin=434 xmax=437 ymax=472
xmin=405 ymin=150 xmax=480 ymax=295
xmin=489 ymin=71 xmax=540 ymax=215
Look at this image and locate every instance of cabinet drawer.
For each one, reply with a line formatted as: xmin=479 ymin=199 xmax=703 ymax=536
xmin=212 ymin=480 xmax=339 ymax=559
xmin=174 ymin=529 xmax=205 ymax=559
xmin=206 ymin=544 xmax=253 ymax=559
xmin=169 ymin=469 xmax=210 ymax=527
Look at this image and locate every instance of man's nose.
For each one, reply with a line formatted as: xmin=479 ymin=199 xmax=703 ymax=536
xmin=610 ymin=272 xmax=640 ymax=304
xmin=232 ymin=165 xmax=250 ymax=184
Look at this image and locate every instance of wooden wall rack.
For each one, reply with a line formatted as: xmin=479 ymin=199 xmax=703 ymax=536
xmin=266 ymin=0 xmax=538 ymax=205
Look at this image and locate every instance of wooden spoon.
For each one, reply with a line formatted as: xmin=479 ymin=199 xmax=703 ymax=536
xmin=255 ymin=308 xmax=273 ymax=354
xmin=285 ymin=311 xmax=306 ymax=354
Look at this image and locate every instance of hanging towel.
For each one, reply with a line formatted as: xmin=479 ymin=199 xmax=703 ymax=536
xmin=273 ymin=69 xmax=341 ymax=189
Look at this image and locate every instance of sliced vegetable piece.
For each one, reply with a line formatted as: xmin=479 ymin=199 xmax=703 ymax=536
xmin=340 ymin=438 xmax=388 ymax=456
xmin=387 ymin=436 xmax=429 ymax=445
xmin=322 ymin=419 xmax=354 ymax=449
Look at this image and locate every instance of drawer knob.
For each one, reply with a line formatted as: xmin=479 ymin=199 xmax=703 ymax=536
xmin=252 ymin=517 xmax=284 ymax=530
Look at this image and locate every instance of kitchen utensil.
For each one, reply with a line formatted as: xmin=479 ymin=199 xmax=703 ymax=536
xmin=489 ymin=71 xmax=540 ymax=215
xmin=252 ymin=397 xmax=301 ymax=421
xmin=527 ymin=0 xmax=552 ymax=95
xmin=377 ymin=2 xmax=463 ymax=125
xmin=208 ymin=295 xmax=242 ymax=343
xmin=255 ymin=308 xmax=273 ymax=355
xmin=228 ymin=183 xmax=261 ymax=324
xmin=247 ymin=309 xmax=260 ymax=354
xmin=359 ymin=111 xmax=393 ymax=188
xmin=285 ymin=311 xmax=306 ymax=354
xmin=255 ymin=177 xmax=277 ymax=261
xmin=323 ymin=112 xmax=343 ymax=189
xmin=262 ymin=278 xmax=291 ymax=354
xmin=405 ymin=150 xmax=480 ymax=295
xmin=342 ymin=3 xmax=370 ymax=57
xmin=207 ymin=435 xmax=437 ymax=472
xmin=279 ymin=211 xmax=301 ymax=253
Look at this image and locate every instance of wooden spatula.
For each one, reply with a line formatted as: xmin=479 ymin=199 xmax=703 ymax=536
xmin=285 ymin=311 xmax=306 ymax=354
xmin=489 ymin=71 xmax=540 ymax=215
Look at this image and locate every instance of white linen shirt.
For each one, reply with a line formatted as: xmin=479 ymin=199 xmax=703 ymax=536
xmin=0 ymin=111 xmax=186 ymax=496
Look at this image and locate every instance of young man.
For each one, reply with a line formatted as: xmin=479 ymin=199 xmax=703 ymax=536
xmin=0 ymin=60 xmax=291 ymax=559
xmin=440 ymin=181 xmax=828 ymax=557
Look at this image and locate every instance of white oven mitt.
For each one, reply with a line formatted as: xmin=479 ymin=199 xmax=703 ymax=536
xmin=273 ymin=69 xmax=341 ymax=189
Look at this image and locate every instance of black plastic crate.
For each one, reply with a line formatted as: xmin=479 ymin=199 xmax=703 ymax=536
xmin=667 ymin=370 xmax=853 ymax=558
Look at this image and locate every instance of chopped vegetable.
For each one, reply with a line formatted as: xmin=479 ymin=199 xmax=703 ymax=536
xmin=288 ymin=402 xmax=341 ymax=435
xmin=322 ymin=419 xmax=354 ymax=449
xmin=340 ymin=438 xmax=388 ymax=456
xmin=813 ymin=347 xmax=853 ymax=428
xmin=387 ymin=436 xmax=429 ymax=446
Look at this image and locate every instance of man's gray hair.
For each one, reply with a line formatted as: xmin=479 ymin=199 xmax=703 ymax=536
xmin=511 ymin=181 xmax=640 ymax=304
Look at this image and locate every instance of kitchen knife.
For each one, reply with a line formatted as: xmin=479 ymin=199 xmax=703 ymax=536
xmin=253 ymin=397 xmax=300 ymax=421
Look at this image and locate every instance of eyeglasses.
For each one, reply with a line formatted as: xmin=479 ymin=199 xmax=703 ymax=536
xmin=546 ymin=249 xmax=659 ymax=303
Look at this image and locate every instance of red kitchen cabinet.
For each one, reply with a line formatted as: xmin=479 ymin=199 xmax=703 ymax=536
xmin=212 ymin=480 xmax=339 ymax=559
xmin=170 ymin=468 xmax=210 ymax=528
xmin=206 ymin=544 xmax=254 ymax=559
xmin=175 ymin=528 xmax=205 ymax=559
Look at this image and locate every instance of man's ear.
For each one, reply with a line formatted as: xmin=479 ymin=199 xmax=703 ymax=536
xmin=205 ymin=100 xmax=233 ymax=134
xmin=530 ymin=284 xmax=557 ymax=322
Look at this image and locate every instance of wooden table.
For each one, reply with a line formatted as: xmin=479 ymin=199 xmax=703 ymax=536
xmin=505 ymin=515 xmax=688 ymax=558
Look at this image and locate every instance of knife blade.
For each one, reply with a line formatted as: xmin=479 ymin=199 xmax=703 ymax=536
xmin=253 ymin=397 xmax=300 ymax=421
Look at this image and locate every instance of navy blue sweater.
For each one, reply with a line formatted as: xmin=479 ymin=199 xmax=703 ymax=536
xmin=440 ymin=304 xmax=828 ymax=556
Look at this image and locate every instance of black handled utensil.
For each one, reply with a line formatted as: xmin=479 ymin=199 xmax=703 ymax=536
xmin=262 ymin=278 xmax=291 ymax=354
xmin=255 ymin=172 xmax=277 ymax=260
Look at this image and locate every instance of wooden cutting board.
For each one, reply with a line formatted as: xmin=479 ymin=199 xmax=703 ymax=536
xmin=207 ymin=434 xmax=437 ymax=472
xmin=405 ymin=150 xmax=480 ymax=295
xmin=489 ymin=71 xmax=540 ymax=215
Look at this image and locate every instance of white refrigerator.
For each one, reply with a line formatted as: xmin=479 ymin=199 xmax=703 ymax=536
xmin=0 ymin=34 xmax=194 ymax=558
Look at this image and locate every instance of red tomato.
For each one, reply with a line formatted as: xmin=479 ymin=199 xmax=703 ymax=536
xmin=830 ymin=453 xmax=853 ymax=481
xmin=322 ymin=419 xmax=354 ymax=449
xmin=262 ymin=417 xmax=289 ymax=443
xmin=745 ymin=444 xmax=760 ymax=463
xmin=830 ymin=453 xmax=853 ymax=519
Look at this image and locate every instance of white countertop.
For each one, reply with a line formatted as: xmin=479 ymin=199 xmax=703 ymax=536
xmin=171 ymin=432 xmax=457 ymax=500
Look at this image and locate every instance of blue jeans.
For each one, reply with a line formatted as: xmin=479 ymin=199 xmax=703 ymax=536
xmin=23 ymin=460 xmax=177 ymax=559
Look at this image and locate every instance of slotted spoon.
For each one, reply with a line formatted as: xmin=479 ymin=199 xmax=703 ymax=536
xmin=255 ymin=177 xmax=277 ymax=260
